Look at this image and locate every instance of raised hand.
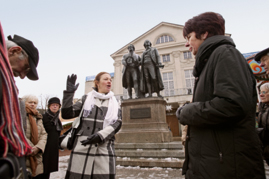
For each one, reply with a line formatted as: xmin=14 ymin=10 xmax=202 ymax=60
xmin=66 ymin=74 xmax=79 ymax=92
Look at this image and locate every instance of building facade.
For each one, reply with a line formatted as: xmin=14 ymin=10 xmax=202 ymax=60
xmin=85 ymin=22 xmax=233 ymax=138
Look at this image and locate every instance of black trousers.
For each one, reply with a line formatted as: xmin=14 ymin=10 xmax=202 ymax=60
xmin=33 ymin=173 xmax=50 ymax=179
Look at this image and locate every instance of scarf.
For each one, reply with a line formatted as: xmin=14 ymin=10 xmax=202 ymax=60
xmin=26 ymin=105 xmax=42 ymax=176
xmin=83 ymin=90 xmax=118 ymax=128
xmin=0 ymin=22 xmax=31 ymax=157
xmin=46 ymin=109 xmax=62 ymax=131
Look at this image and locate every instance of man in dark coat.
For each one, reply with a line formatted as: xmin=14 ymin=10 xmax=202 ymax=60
xmin=140 ymin=40 xmax=164 ymax=97
xmin=41 ymin=97 xmax=62 ymax=179
xmin=177 ymin=12 xmax=265 ymax=179
xmin=0 ymin=21 xmax=40 ymax=179
xmin=122 ymin=44 xmax=141 ymax=99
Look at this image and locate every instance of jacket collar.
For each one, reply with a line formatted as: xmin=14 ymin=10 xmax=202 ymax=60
xmin=193 ymin=35 xmax=235 ymax=77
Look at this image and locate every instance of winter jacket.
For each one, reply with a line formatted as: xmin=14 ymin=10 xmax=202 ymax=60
xmin=61 ymin=91 xmax=122 ymax=179
xmin=179 ymin=35 xmax=265 ymax=179
xmin=42 ymin=111 xmax=61 ymax=174
xmin=258 ymin=103 xmax=269 ymax=162
xmin=25 ymin=114 xmax=47 ymax=176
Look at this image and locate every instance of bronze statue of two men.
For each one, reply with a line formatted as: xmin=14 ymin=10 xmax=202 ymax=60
xmin=122 ymin=40 xmax=164 ymax=99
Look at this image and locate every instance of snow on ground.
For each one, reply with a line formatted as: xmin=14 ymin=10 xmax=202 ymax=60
xmin=50 ymin=156 xmax=184 ymax=179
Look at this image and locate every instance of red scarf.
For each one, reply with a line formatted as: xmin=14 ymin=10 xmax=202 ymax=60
xmin=0 ymin=22 xmax=32 ymax=157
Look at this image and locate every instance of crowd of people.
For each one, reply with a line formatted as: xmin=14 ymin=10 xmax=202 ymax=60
xmin=1 ymin=11 xmax=269 ymax=179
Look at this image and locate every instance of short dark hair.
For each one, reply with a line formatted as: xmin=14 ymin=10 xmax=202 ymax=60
xmin=183 ymin=12 xmax=225 ymax=39
xmin=94 ymin=72 xmax=110 ymax=91
xmin=128 ymin=44 xmax=135 ymax=51
xmin=143 ymin=40 xmax=152 ymax=48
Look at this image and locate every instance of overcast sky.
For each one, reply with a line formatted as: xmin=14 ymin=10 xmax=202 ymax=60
xmin=1 ymin=0 xmax=268 ymax=106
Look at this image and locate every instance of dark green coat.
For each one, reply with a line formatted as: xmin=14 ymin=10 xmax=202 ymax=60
xmin=179 ymin=35 xmax=265 ymax=179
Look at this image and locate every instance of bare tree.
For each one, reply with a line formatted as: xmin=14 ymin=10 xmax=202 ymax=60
xmin=38 ymin=94 xmax=58 ymax=114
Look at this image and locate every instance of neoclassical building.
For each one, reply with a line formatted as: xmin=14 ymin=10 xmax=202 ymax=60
xmin=85 ymin=22 xmax=233 ymax=138
xmin=85 ymin=22 xmax=195 ymax=138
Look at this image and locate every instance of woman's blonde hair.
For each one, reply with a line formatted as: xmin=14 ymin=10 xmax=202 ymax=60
xmin=22 ymin=94 xmax=38 ymax=104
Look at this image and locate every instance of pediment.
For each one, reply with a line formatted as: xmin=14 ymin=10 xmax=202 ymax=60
xmin=110 ymin=22 xmax=185 ymax=59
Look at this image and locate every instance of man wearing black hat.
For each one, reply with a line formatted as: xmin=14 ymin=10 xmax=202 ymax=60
xmin=41 ymin=97 xmax=62 ymax=179
xmin=0 ymin=23 xmax=40 ymax=178
xmin=6 ymin=34 xmax=39 ymax=80
xmin=255 ymin=47 xmax=269 ymax=74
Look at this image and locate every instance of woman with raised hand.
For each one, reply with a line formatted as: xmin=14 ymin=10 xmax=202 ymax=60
xmin=61 ymin=73 xmax=122 ymax=179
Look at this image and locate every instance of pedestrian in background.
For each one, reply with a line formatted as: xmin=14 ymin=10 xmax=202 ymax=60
xmin=41 ymin=97 xmax=62 ymax=179
xmin=257 ymin=83 xmax=269 ymax=165
xmin=23 ymin=95 xmax=47 ymax=178
xmin=176 ymin=12 xmax=265 ymax=178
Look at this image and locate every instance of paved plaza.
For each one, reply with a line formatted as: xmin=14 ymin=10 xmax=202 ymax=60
xmin=50 ymin=155 xmax=269 ymax=179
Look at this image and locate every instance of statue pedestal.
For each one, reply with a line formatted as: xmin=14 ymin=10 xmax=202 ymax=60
xmin=116 ymin=97 xmax=173 ymax=143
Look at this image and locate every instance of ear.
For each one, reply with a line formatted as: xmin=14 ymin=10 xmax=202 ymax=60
xmin=8 ymin=46 xmax=22 ymax=56
xmin=202 ymin=32 xmax=208 ymax=40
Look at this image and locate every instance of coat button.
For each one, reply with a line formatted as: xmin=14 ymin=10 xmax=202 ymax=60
xmin=87 ymin=127 xmax=90 ymax=130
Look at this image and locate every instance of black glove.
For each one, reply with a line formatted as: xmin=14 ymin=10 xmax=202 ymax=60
xmin=66 ymin=74 xmax=79 ymax=92
xmin=176 ymin=102 xmax=190 ymax=120
xmin=80 ymin=134 xmax=102 ymax=146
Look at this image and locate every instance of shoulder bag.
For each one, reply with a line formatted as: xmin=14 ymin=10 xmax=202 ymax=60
xmin=59 ymin=96 xmax=87 ymax=150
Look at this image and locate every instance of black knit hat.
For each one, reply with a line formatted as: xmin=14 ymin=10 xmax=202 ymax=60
xmin=255 ymin=47 xmax=269 ymax=62
xmin=48 ymin=97 xmax=61 ymax=107
xmin=7 ymin=35 xmax=39 ymax=80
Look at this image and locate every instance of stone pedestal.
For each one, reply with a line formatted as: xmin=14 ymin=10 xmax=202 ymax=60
xmin=116 ymin=97 xmax=173 ymax=143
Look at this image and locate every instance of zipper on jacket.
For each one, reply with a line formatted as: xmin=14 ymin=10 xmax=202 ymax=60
xmin=213 ymin=130 xmax=223 ymax=163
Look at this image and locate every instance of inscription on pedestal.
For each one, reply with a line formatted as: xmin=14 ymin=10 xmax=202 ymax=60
xmin=130 ymin=107 xmax=151 ymax=119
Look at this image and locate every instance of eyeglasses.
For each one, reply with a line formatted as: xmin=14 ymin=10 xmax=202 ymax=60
xmin=260 ymin=91 xmax=269 ymax=95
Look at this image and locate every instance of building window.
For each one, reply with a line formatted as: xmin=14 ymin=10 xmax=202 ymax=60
xmin=162 ymin=54 xmax=170 ymax=62
xmin=156 ymin=35 xmax=174 ymax=44
xmin=183 ymin=51 xmax=192 ymax=59
xmin=184 ymin=69 xmax=195 ymax=94
xmin=163 ymin=72 xmax=174 ymax=96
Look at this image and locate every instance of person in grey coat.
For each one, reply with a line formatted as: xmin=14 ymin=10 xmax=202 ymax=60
xmin=62 ymin=73 xmax=122 ymax=179
xmin=176 ymin=12 xmax=265 ymax=178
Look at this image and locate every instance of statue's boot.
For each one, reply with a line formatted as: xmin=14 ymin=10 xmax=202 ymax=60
xmin=134 ymin=83 xmax=139 ymax=99
xmin=128 ymin=88 xmax=132 ymax=99
xmin=146 ymin=81 xmax=152 ymax=97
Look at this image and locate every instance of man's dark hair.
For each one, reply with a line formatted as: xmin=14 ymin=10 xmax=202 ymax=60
xmin=143 ymin=40 xmax=152 ymax=48
xmin=183 ymin=12 xmax=225 ymax=39
xmin=128 ymin=44 xmax=135 ymax=51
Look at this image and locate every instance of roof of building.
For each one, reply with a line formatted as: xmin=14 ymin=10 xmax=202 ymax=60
xmin=85 ymin=72 xmax=114 ymax=82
